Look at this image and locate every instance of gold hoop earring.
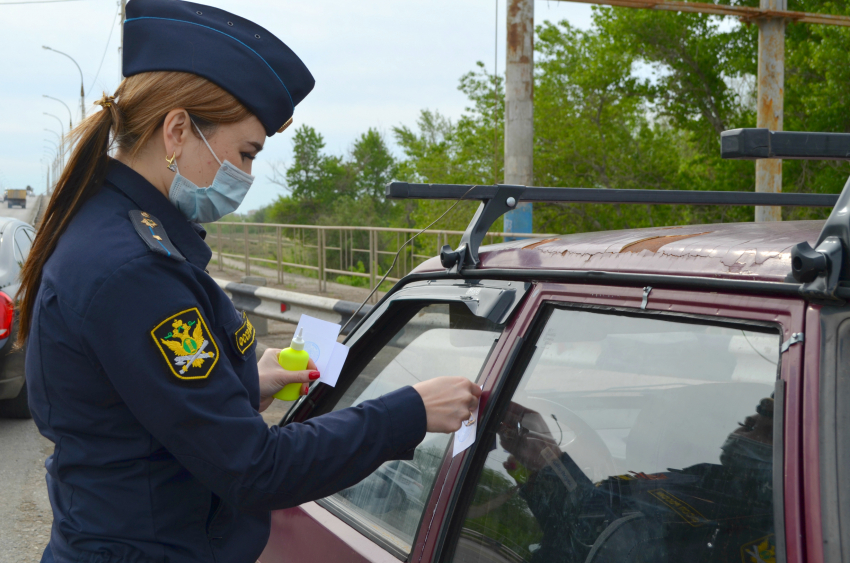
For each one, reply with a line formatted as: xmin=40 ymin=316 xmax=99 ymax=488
xmin=166 ymin=152 xmax=177 ymax=172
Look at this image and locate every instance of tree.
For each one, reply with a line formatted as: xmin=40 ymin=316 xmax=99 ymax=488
xmin=267 ymin=125 xmax=349 ymax=223
xmin=533 ymin=20 xmax=690 ymax=233
xmin=350 ymin=128 xmax=397 ymax=202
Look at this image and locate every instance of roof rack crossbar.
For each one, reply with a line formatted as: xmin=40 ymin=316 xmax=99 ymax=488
xmin=386 ymin=179 xmax=844 ymax=281
xmin=386 ymin=182 xmax=838 ymax=207
xmin=721 ymin=128 xmax=850 ymax=160
xmin=716 ymin=127 xmax=850 ymax=301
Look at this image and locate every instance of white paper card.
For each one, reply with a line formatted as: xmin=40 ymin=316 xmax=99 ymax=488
xmin=294 ymin=315 xmax=341 ymax=374
xmin=321 ymin=342 xmax=349 ymax=387
xmin=294 ymin=315 xmax=348 ymax=388
xmin=452 ymin=386 xmax=483 ymax=457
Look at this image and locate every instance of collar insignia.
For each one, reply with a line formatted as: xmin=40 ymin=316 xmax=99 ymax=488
xmin=129 ymin=210 xmax=185 ymax=262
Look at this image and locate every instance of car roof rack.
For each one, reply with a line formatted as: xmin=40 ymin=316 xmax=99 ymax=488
xmin=386 ymin=128 xmax=850 ymax=302
xmin=721 ymin=128 xmax=850 ymax=161
xmin=721 ymin=128 xmax=850 ymax=301
xmin=385 ymin=181 xmax=837 ymax=273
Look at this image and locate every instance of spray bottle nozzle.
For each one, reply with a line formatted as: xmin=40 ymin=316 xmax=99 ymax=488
xmin=290 ymin=328 xmax=305 ymax=351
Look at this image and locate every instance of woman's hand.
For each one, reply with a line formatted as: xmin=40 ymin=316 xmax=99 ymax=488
xmin=413 ymin=377 xmax=482 ymax=433
xmin=257 ymin=348 xmax=319 ymax=412
xmin=497 ymin=403 xmax=559 ymax=472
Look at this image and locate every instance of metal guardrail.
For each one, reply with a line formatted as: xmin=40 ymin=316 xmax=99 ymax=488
xmin=209 ymin=221 xmax=555 ymax=298
xmin=214 ymin=278 xmax=372 ymax=330
xmin=29 ymin=195 xmax=45 ymax=228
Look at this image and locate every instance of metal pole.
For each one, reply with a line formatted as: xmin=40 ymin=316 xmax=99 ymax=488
xmin=369 ymin=230 xmax=376 ymax=295
xmin=494 ymin=0 xmax=499 ymax=186
xmin=504 ymin=0 xmax=534 ymax=239
xmin=120 ymin=0 xmax=127 ymax=79
xmin=755 ymin=0 xmax=786 ymax=222
xmin=43 ymin=46 xmax=86 ymax=122
xmin=277 ymin=226 xmax=282 ymax=284
xmin=43 ymin=95 xmax=73 ymax=129
xmin=243 ymin=224 xmax=250 ymax=276
xmin=318 ymin=228 xmax=324 ymax=293
xmin=44 ymin=113 xmax=65 ymax=168
xmin=217 ymin=224 xmax=222 ymax=270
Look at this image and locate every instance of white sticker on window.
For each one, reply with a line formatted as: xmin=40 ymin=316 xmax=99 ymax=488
xmin=453 ymin=386 xmax=483 ymax=457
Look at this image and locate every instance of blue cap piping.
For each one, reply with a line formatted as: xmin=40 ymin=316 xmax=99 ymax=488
xmin=124 ymin=16 xmax=295 ymax=111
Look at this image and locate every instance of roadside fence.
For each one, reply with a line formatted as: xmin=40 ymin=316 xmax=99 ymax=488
xmin=209 ymin=222 xmax=555 ymax=299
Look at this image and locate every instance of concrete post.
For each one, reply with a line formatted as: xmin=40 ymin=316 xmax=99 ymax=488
xmin=504 ymin=0 xmax=534 ymax=238
xmin=755 ymin=0 xmax=786 ymax=222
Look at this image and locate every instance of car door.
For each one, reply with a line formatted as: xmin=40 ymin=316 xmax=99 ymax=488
xmin=260 ymin=280 xmax=530 ymax=563
xmin=422 ymin=283 xmax=806 ymax=563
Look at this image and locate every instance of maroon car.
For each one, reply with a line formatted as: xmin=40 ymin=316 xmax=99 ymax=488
xmin=260 ymin=129 xmax=849 ymax=563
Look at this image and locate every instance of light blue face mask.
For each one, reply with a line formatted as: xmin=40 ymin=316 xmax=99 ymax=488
xmin=168 ymin=121 xmax=255 ymax=223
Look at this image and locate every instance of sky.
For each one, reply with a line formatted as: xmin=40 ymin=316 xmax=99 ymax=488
xmin=0 ymin=0 xmax=595 ymax=214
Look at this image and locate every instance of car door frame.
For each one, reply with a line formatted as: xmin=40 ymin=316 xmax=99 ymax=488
xmin=261 ymin=279 xmax=531 ymax=563
xmin=415 ymin=282 xmax=808 ymax=563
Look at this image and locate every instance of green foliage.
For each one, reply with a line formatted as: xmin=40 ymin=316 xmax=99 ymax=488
xmin=463 ymin=466 xmax=542 ymax=559
xmin=253 ymin=3 xmax=850 ymax=240
xmin=264 ymin=125 xmax=406 ymax=228
xmin=334 ymin=261 xmax=370 ymax=288
xmin=533 ymin=19 xmax=694 ymax=233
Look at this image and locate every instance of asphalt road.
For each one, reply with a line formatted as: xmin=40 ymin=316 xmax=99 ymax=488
xmin=0 ymin=195 xmax=40 ymax=226
xmin=0 ymin=418 xmax=53 ymax=562
xmin=0 ymin=319 xmax=307 ymax=562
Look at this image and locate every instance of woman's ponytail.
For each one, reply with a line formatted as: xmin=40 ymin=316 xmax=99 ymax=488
xmin=15 ymin=72 xmax=252 ymax=348
xmin=15 ymin=93 xmax=118 ymax=348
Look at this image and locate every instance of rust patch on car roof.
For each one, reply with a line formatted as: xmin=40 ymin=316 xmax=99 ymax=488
xmin=522 ymin=238 xmax=560 ymax=250
xmin=620 ymin=232 xmax=710 ymax=254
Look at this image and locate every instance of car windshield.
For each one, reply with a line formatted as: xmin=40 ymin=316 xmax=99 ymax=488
xmin=325 ymin=302 xmax=503 ymax=553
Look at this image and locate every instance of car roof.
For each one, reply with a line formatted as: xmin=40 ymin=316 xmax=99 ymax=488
xmin=414 ymin=220 xmax=825 ymax=283
xmin=0 ymin=217 xmax=29 ymax=232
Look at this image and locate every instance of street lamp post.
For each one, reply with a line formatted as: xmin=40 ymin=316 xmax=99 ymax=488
xmin=43 ymin=94 xmax=73 ymax=129
xmin=43 ymin=46 xmax=85 ymax=122
xmin=44 ymin=113 xmax=65 ymax=168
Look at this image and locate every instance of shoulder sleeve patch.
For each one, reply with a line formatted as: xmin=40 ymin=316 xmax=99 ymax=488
xmin=130 ymin=210 xmax=186 ymax=262
xmin=151 ymin=307 xmax=220 ymax=382
xmin=234 ymin=311 xmax=257 ymax=356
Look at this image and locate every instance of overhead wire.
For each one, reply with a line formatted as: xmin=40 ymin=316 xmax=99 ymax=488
xmin=0 ymin=0 xmax=86 ymax=4
xmin=88 ymin=3 xmax=121 ymax=95
xmin=339 ymin=185 xmax=481 ymax=334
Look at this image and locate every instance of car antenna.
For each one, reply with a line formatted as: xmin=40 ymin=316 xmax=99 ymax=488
xmin=338 ymin=184 xmax=481 ymax=335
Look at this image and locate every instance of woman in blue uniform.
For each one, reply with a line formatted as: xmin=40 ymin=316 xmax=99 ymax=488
xmin=18 ymin=2 xmax=481 ymax=562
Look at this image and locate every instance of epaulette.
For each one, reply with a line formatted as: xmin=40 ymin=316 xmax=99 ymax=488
xmin=129 ymin=210 xmax=186 ymax=262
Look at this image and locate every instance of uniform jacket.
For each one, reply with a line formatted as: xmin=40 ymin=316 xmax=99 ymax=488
xmin=27 ymin=160 xmax=427 ymax=563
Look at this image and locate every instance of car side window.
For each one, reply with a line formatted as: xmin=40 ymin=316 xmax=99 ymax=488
xmin=323 ymin=302 xmax=502 ymax=555
xmin=448 ymin=306 xmax=780 ymax=563
xmin=14 ymin=227 xmax=32 ymax=264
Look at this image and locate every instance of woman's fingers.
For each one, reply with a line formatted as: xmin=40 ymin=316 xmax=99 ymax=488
xmin=413 ymin=377 xmax=482 ymax=434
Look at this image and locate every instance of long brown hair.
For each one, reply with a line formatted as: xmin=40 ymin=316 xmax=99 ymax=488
xmin=16 ymin=71 xmax=253 ymax=347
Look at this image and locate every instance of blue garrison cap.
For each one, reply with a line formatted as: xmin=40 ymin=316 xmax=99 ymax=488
xmin=123 ymin=0 xmax=314 ymax=136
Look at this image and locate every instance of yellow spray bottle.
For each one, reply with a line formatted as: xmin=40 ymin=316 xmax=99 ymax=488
xmin=274 ymin=328 xmax=310 ymax=401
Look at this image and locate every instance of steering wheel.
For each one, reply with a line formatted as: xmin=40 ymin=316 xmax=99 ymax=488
xmin=520 ymin=396 xmax=617 ymax=483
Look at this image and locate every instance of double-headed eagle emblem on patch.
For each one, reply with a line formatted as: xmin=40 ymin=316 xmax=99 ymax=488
xmin=151 ymin=308 xmax=219 ymax=380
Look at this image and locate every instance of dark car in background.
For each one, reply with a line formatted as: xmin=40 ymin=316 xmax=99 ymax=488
xmin=257 ymin=129 xmax=850 ymax=563
xmin=0 ymin=218 xmax=35 ymax=418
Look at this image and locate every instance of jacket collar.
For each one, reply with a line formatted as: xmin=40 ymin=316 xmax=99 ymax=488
xmin=104 ymin=159 xmax=212 ymax=269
